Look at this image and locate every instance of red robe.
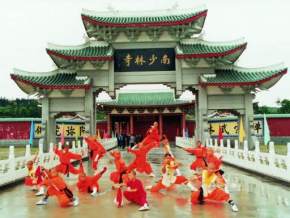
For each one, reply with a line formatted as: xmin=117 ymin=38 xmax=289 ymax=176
xmin=139 ymin=126 xmax=160 ymax=150
xmin=127 ymin=146 xmax=153 ymax=175
xmin=54 ymin=148 xmax=82 ymax=175
xmin=123 ymin=178 xmax=147 ymax=206
xmin=77 ymin=167 xmax=107 ymax=193
xmin=42 ymin=174 xmax=72 ymax=207
xmin=110 ymin=151 xmax=127 ymax=183
xmin=85 ymin=137 xmax=107 ymax=170
xmin=185 ymin=146 xmax=207 ymax=171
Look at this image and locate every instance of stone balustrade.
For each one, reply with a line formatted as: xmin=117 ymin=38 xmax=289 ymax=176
xmin=175 ymin=136 xmax=290 ymax=183
xmin=0 ymin=138 xmax=117 ymax=187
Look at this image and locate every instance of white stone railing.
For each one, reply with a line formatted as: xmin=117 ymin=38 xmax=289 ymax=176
xmin=175 ymin=136 xmax=195 ymax=148
xmin=0 ymin=138 xmax=117 ymax=187
xmin=207 ymin=139 xmax=290 ymax=183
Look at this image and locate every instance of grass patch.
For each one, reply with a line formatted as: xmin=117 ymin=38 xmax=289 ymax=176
xmin=0 ymin=147 xmax=38 ymax=160
xmin=259 ymin=144 xmax=287 ymax=155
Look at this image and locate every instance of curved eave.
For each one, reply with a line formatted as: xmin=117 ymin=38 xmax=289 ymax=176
xmin=46 ymin=49 xmax=113 ymax=62
xmin=176 ymin=43 xmax=247 ymax=62
xmin=200 ymin=69 xmax=287 ymax=88
xmin=81 ymin=10 xmax=207 ymax=28
xmin=12 ymin=79 xmax=38 ymax=95
xmin=100 ymin=102 xmax=194 ymax=108
xmin=11 ymin=74 xmax=92 ymax=91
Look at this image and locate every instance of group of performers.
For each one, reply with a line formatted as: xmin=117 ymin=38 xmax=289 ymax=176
xmin=24 ymin=121 xmax=238 ymax=212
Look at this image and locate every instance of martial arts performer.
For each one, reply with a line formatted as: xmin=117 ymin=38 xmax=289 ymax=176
xmin=77 ymin=166 xmax=107 ymax=196
xmin=149 ymin=153 xmax=195 ymax=193
xmin=36 ymin=168 xmax=79 ymax=207
xmin=190 ymin=157 xmax=238 ymax=212
xmin=54 ymin=145 xmax=83 ymax=176
xmin=114 ymin=170 xmax=149 ymax=211
xmin=84 ymin=136 xmax=106 ymax=170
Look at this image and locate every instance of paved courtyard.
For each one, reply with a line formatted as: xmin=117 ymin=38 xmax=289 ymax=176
xmin=0 ymin=147 xmax=289 ymax=218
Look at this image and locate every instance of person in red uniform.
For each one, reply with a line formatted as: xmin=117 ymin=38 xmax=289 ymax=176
xmin=190 ymin=155 xmax=238 ymax=212
xmin=183 ymin=140 xmax=207 ymax=173
xmin=118 ymin=170 xmax=149 ymax=211
xmin=149 ymin=153 xmax=195 ymax=193
xmin=85 ymin=136 xmax=107 ymax=170
xmin=77 ymin=166 xmax=107 ymax=196
xmin=109 ymin=150 xmax=127 ymax=184
xmin=137 ymin=122 xmax=160 ymax=150
xmin=127 ymin=145 xmax=155 ymax=177
xmin=54 ymin=145 xmax=83 ymax=176
xmin=36 ymin=168 xmax=79 ymax=207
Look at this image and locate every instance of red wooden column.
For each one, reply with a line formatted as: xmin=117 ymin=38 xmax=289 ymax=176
xmin=182 ymin=112 xmax=186 ymax=137
xmin=159 ymin=114 xmax=163 ymax=137
xmin=107 ymin=114 xmax=111 ymax=136
xmin=130 ymin=114 xmax=134 ymax=135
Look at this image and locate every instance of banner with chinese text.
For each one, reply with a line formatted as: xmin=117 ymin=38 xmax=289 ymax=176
xmin=114 ymin=48 xmax=175 ymax=72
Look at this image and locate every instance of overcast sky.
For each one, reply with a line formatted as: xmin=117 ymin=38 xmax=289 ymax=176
xmin=0 ymin=0 xmax=289 ymax=106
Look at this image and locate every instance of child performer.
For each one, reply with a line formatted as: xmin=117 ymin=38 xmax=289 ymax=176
xmin=149 ymin=153 xmax=195 ymax=193
xmin=109 ymin=150 xmax=127 ymax=184
xmin=24 ymin=153 xmax=46 ymax=196
xmin=160 ymin=135 xmax=172 ymax=155
xmin=77 ymin=166 xmax=107 ymax=196
xmin=54 ymin=144 xmax=83 ymax=176
xmin=114 ymin=170 xmax=149 ymax=211
xmin=84 ymin=136 xmax=107 ymax=170
xmin=36 ymin=168 xmax=79 ymax=207
xmin=190 ymin=158 xmax=238 ymax=212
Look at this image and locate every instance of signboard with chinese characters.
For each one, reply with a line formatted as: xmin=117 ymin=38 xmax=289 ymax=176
xmin=34 ymin=123 xmax=86 ymax=138
xmin=114 ymin=48 xmax=176 ymax=72
xmin=208 ymin=120 xmax=263 ymax=137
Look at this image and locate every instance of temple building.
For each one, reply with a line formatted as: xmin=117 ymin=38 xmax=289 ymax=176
xmin=99 ymin=90 xmax=194 ymax=141
xmin=10 ymin=5 xmax=287 ymax=150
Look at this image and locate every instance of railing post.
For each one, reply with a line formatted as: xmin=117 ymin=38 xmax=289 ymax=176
xmin=244 ymin=140 xmax=248 ymax=152
xmin=268 ymin=141 xmax=275 ymax=167
xmin=49 ymin=142 xmax=54 ymax=154
xmin=214 ymin=139 xmax=218 ymax=147
xmin=25 ymin=144 xmax=31 ymax=159
xmin=58 ymin=142 xmax=62 ymax=150
xmin=8 ymin=146 xmax=15 ymax=174
xmin=227 ymin=139 xmax=231 ymax=148
xmin=287 ymin=143 xmax=290 ymax=175
xmin=234 ymin=140 xmax=239 ymax=158
xmin=38 ymin=143 xmax=44 ymax=164
xmin=72 ymin=140 xmax=76 ymax=152
xmin=209 ymin=138 xmax=213 ymax=147
xmin=255 ymin=140 xmax=260 ymax=163
xmin=220 ymin=139 xmax=224 ymax=148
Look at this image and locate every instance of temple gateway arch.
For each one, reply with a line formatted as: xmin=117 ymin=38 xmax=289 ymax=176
xmin=11 ymin=6 xmax=287 ymax=151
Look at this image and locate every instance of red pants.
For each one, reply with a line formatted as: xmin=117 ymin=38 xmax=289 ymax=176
xmin=151 ymin=176 xmax=188 ymax=192
xmin=127 ymin=161 xmax=152 ymax=175
xmin=55 ymin=163 xmax=81 ymax=175
xmin=191 ymin=188 xmax=230 ymax=204
xmin=123 ymin=191 xmax=147 ymax=206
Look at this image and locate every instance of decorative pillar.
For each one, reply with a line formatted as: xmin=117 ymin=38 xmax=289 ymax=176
xmin=130 ymin=114 xmax=134 ymax=135
xmin=84 ymin=89 xmax=94 ymax=135
xmin=244 ymin=94 xmax=255 ymax=148
xmin=197 ymin=88 xmax=209 ymax=144
xmin=107 ymin=114 xmax=111 ymax=136
xmin=41 ymin=97 xmax=56 ymax=152
xmin=182 ymin=112 xmax=186 ymax=137
xmin=159 ymin=114 xmax=163 ymax=137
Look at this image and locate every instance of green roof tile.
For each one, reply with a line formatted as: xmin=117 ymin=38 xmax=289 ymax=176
xmin=11 ymin=69 xmax=91 ymax=90
xmin=176 ymin=39 xmax=246 ymax=59
xmin=81 ymin=6 xmax=207 ymax=26
xmin=200 ymin=64 xmax=287 ymax=86
xmin=101 ymin=92 xmax=190 ymax=106
xmin=46 ymin=41 xmax=113 ymax=60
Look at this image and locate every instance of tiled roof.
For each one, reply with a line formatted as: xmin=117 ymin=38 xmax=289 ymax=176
xmin=176 ymin=38 xmax=246 ymax=62
xmin=11 ymin=69 xmax=91 ymax=90
xmin=200 ymin=64 xmax=287 ymax=87
xmin=81 ymin=6 xmax=207 ymax=28
xmin=101 ymin=92 xmax=191 ymax=106
xmin=46 ymin=41 xmax=113 ymax=62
